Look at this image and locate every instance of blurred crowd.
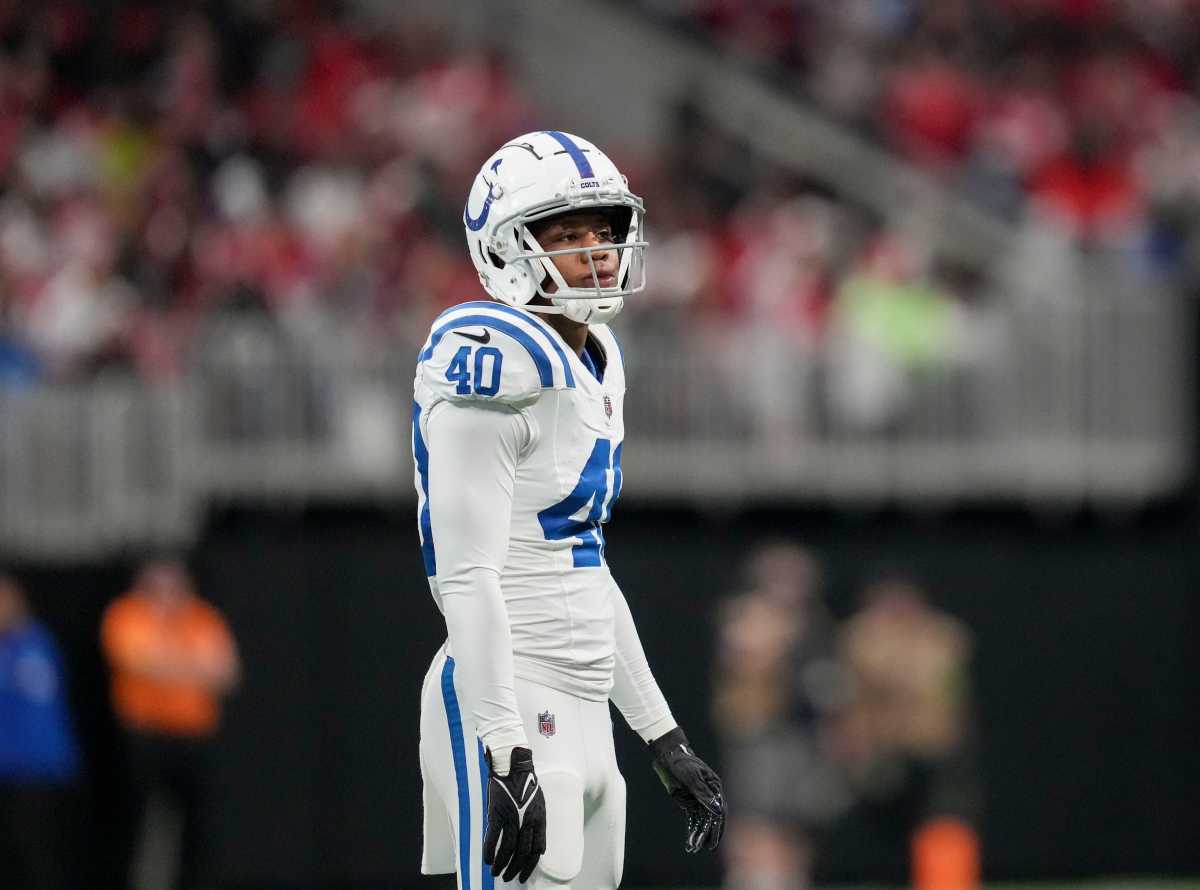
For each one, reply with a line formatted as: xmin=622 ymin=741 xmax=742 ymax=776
xmin=643 ymin=0 xmax=1200 ymax=258
xmin=0 ymin=1 xmax=534 ymax=388
xmin=0 ymin=2 xmax=1192 ymax=416
xmin=1 ymin=2 xmax=1196 ymax=443
xmin=641 ymin=0 xmax=1200 ymax=435
xmin=713 ymin=542 xmax=980 ymax=890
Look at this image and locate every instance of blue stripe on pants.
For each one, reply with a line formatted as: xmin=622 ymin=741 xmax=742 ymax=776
xmin=478 ymin=738 xmax=495 ymax=890
xmin=440 ymin=657 xmax=472 ymax=890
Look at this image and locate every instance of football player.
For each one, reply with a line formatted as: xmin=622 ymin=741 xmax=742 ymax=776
xmin=414 ymin=130 xmax=724 ymax=889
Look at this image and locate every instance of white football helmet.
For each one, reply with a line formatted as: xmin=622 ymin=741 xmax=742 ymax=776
xmin=463 ymin=130 xmax=646 ymax=324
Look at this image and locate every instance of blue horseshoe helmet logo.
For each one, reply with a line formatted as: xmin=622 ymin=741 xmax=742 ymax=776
xmin=464 ymin=158 xmax=504 ymax=231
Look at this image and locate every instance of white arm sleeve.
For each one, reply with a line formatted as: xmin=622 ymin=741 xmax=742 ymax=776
xmin=609 ymin=581 xmax=677 ymax=743
xmin=426 ymin=399 xmax=531 ymax=768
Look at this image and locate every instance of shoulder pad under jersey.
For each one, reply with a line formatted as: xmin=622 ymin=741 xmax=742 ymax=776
xmin=417 ymin=301 xmax=578 ymax=407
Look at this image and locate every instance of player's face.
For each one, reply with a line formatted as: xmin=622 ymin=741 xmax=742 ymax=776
xmin=531 ymin=212 xmax=619 ymax=293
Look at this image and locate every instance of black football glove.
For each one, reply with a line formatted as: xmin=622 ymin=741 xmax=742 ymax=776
xmin=483 ymin=746 xmax=547 ymax=883
xmin=649 ymin=727 xmax=725 ymax=853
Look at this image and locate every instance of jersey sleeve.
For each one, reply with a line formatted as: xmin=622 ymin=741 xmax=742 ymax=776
xmin=425 ymin=398 xmax=532 ymax=760
xmin=608 ymin=578 xmax=678 ymax=742
xmin=418 ymin=319 xmax=552 ymax=409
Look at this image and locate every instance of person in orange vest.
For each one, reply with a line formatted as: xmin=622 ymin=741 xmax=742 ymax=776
xmin=101 ymin=558 xmax=239 ymax=890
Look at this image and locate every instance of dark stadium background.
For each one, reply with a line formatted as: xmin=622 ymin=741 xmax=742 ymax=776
xmin=2 ymin=1 xmax=1200 ymax=889
xmin=12 ymin=503 xmax=1200 ymax=888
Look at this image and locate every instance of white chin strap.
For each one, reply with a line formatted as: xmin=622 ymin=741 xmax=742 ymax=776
xmin=522 ymin=299 xmax=624 ymax=324
xmin=560 ymin=298 xmax=623 ymax=324
xmin=525 ymin=295 xmax=624 ymax=325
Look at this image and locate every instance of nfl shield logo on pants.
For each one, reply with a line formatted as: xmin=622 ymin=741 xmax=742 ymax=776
xmin=538 ymin=711 xmax=556 ymax=737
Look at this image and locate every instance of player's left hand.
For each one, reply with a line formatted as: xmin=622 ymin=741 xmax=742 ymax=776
xmin=649 ymin=727 xmax=725 ymax=853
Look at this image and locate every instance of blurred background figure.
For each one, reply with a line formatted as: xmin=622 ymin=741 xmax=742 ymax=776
xmin=825 ymin=231 xmax=965 ymax=436
xmin=101 ymin=560 xmax=239 ymax=890
xmin=713 ymin=543 xmax=852 ymax=890
xmin=835 ymin=572 xmax=981 ymax=890
xmin=0 ymin=573 xmax=80 ymax=890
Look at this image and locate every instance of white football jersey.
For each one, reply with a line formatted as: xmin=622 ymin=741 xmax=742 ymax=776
xmin=412 ymin=300 xmax=627 ymax=701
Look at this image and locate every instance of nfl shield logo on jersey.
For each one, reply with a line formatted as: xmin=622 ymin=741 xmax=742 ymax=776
xmin=538 ymin=711 xmax=556 ymax=737
xmin=603 ymin=394 xmax=613 ymax=419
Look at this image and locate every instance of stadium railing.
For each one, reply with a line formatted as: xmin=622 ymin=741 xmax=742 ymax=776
xmin=0 ymin=253 xmax=1188 ymax=560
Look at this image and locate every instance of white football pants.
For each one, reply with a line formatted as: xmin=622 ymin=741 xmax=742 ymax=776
xmin=420 ymin=645 xmax=627 ymax=890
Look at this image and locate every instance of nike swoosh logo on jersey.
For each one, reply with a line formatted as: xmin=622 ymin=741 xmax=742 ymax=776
xmin=454 ymin=328 xmax=491 ymax=344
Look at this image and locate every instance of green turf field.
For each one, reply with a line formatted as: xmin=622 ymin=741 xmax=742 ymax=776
xmin=627 ymin=881 xmax=1200 ymax=890
xmin=982 ymin=882 xmax=1200 ymax=890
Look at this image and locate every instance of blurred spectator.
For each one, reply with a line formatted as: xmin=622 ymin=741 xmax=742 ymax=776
xmin=101 ymin=559 xmax=239 ymax=890
xmin=712 ymin=543 xmax=851 ymax=890
xmin=882 ymin=42 xmax=983 ymax=170
xmin=22 ymin=203 xmax=137 ymax=379
xmin=0 ymin=573 xmax=80 ymax=890
xmin=0 ymin=296 xmax=41 ymax=390
xmin=825 ymin=232 xmax=965 ymax=434
xmin=834 ymin=572 xmax=981 ymax=890
xmin=721 ymin=195 xmax=839 ymax=447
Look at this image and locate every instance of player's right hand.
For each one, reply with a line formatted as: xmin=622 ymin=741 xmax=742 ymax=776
xmin=483 ymin=746 xmax=547 ymax=883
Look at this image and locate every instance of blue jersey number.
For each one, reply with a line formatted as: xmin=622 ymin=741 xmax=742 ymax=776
xmin=445 ymin=345 xmax=503 ymax=397
xmin=446 ymin=346 xmax=472 ymax=394
xmin=538 ymin=438 xmax=623 ymax=567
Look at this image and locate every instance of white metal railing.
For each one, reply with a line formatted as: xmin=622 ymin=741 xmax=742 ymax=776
xmin=0 ymin=384 xmax=194 ymax=558
xmin=0 ymin=263 xmax=1190 ymax=559
xmin=619 ymin=267 xmax=1190 ymax=504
